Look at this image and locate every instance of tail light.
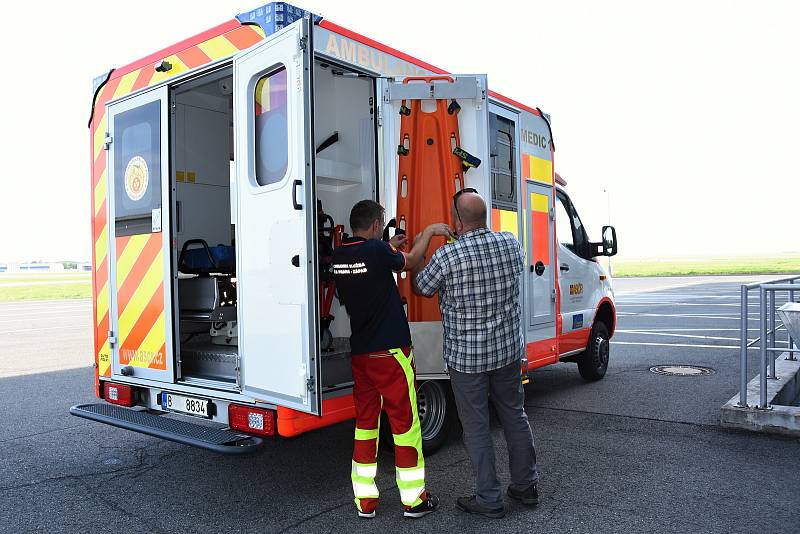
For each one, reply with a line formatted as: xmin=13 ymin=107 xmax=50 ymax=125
xmin=228 ymin=404 xmax=276 ymax=436
xmin=103 ymin=382 xmax=135 ymax=407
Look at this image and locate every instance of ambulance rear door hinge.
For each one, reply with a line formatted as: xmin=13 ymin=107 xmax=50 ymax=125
xmin=108 ymin=330 xmax=117 ymax=347
xmin=299 ymin=35 xmax=308 ymax=52
xmin=549 ymin=207 xmax=555 ymax=220
xmin=103 ymin=134 xmax=112 ymax=150
xmin=306 ymin=376 xmax=315 ymax=391
xmin=551 ymin=288 xmax=557 ymax=302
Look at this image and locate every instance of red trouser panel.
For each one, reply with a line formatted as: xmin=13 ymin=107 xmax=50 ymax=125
xmin=351 ymin=347 xmax=427 ymax=512
xmin=351 ymin=347 xmax=419 ymax=468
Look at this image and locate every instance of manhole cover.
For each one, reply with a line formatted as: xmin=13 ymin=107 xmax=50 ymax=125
xmin=649 ymin=365 xmax=715 ymax=376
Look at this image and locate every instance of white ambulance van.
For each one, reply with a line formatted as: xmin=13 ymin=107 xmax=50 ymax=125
xmin=73 ymin=2 xmax=618 ymax=454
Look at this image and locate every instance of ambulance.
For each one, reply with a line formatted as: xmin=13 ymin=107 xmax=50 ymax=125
xmin=72 ymin=2 xmax=618 ymax=454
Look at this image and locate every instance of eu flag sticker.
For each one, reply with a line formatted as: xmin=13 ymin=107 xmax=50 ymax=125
xmin=572 ymin=313 xmax=584 ymax=330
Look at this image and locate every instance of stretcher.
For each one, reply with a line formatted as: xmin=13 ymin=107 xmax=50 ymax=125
xmin=318 ymin=201 xmax=345 ymax=350
xmin=394 ymin=76 xmax=481 ymax=322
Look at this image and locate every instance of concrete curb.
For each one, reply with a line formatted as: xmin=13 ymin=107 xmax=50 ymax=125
xmin=721 ymin=354 xmax=800 ymax=436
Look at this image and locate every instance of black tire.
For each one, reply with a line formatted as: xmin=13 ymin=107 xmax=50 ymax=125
xmin=379 ymin=380 xmax=457 ymax=455
xmin=577 ymin=321 xmax=610 ymax=381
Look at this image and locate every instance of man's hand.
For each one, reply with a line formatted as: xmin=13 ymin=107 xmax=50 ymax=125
xmin=389 ymin=234 xmax=408 ymax=250
xmin=425 ymin=223 xmax=454 ymax=239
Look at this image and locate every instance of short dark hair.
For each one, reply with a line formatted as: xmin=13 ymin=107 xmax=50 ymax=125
xmin=349 ymin=200 xmax=384 ymax=231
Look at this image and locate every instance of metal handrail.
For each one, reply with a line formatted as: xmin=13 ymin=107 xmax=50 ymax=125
xmin=743 ymin=275 xmax=800 ymax=290
xmin=739 ymin=276 xmax=800 ymax=409
xmin=747 ymin=325 xmax=789 ymax=347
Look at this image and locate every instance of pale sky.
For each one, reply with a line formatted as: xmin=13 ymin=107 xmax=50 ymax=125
xmin=1 ymin=0 xmax=797 ymax=262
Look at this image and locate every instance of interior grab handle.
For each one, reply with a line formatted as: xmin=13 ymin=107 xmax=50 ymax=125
xmin=292 ymin=180 xmax=303 ymax=210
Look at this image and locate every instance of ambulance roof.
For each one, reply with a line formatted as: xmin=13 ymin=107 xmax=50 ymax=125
xmin=100 ymin=2 xmax=545 ymax=119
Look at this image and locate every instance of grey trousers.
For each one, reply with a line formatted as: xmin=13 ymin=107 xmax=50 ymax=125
xmin=449 ymin=360 xmax=539 ymax=507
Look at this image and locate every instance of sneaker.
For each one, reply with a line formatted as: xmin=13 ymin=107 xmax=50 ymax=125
xmin=357 ymin=497 xmax=378 ymax=518
xmin=456 ymin=496 xmax=506 ymax=519
xmin=507 ymin=483 xmax=540 ymax=505
xmin=403 ymin=492 xmax=439 ymax=518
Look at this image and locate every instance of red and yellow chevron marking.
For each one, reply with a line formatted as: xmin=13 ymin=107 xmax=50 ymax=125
xmin=89 ymin=22 xmax=266 ymax=389
xmin=116 ymin=233 xmax=166 ymax=369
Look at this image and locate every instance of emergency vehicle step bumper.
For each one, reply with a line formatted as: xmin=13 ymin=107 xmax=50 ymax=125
xmin=70 ymin=403 xmax=263 ymax=455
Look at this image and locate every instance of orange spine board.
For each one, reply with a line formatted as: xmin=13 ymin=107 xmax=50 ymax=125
xmin=395 ymin=93 xmax=463 ymax=322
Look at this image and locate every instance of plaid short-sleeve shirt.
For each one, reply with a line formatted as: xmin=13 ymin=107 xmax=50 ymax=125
xmin=415 ymin=228 xmax=524 ymax=373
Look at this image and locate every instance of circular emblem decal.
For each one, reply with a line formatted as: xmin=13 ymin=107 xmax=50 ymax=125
xmin=124 ymin=156 xmax=149 ymax=202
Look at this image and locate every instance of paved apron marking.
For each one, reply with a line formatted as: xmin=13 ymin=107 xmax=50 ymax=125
xmin=618 ymin=313 xmax=740 ymax=320
xmin=611 ymin=341 xmax=746 ymax=350
xmin=0 ymin=325 xmax=81 ymax=334
xmin=616 ymin=330 xmax=747 ymax=342
xmin=617 ymin=327 xmax=762 ymax=332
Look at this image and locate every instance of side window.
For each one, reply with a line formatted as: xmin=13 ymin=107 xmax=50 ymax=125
xmin=254 ymin=66 xmax=289 ymax=186
xmin=490 ymin=113 xmax=516 ymax=210
xmin=555 ymin=194 xmax=575 ymax=252
xmin=557 ymin=192 xmax=589 ymax=257
xmin=114 ymin=100 xmax=162 ymax=236
xmin=570 ymin=199 xmax=588 ymax=254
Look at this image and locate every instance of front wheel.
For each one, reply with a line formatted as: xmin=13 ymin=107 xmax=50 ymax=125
xmin=577 ymin=321 xmax=610 ymax=381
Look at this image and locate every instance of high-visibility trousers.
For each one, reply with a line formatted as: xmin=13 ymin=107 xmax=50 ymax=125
xmin=350 ymin=346 xmax=426 ymax=513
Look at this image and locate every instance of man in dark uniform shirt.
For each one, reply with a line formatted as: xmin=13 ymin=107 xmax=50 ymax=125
xmin=332 ymin=199 xmax=450 ymax=519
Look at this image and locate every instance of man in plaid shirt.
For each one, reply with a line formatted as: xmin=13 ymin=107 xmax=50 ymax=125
xmin=412 ymin=189 xmax=539 ymax=518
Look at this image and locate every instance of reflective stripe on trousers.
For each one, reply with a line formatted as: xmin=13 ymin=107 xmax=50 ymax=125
xmin=351 ymin=347 xmax=426 ymax=512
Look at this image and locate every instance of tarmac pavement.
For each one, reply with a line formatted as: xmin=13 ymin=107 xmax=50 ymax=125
xmin=1 ymin=276 xmax=799 ymax=533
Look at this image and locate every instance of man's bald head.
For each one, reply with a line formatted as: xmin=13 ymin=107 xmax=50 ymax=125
xmin=454 ymin=192 xmax=487 ymax=232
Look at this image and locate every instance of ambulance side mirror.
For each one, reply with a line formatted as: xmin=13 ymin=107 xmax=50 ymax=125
xmin=589 ymin=225 xmax=617 ymax=258
xmin=600 ymin=226 xmax=617 ymax=257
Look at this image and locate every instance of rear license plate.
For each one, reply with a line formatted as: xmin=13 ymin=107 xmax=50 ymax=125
xmin=162 ymin=393 xmax=210 ymax=418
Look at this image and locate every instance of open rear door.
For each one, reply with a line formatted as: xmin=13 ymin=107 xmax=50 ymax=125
xmin=107 ymin=86 xmax=176 ymax=383
xmin=234 ymin=19 xmax=320 ymax=414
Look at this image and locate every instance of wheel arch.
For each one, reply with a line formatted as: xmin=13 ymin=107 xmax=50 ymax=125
xmin=592 ymin=298 xmax=616 ymax=337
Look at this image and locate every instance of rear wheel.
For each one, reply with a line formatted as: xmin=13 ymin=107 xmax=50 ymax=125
xmin=577 ymin=321 xmax=610 ymax=381
xmin=380 ymin=380 xmax=457 ymax=455
xmin=417 ymin=380 xmax=456 ymax=453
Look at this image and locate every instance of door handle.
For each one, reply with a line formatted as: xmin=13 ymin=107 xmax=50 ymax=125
xmin=292 ymin=180 xmax=303 ymax=210
xmin=560 ymin=263 xmax=570 ymax=272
